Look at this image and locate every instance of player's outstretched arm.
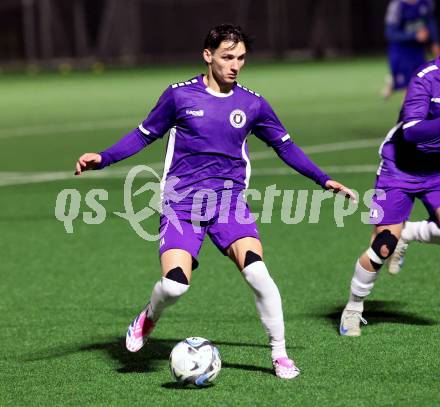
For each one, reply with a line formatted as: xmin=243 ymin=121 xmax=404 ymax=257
xmin=73 ymin=85 xmax=176 ymax=176
xmin=253 ymin=96 xmax=355 ymax=202
xmin=272 ymin=141 xmax=357 ymax=202
xmin=325 ymin=179 xmax=357 ymax=203
xmin=75 ymin=153 xmax=102 ymax=175
xmin=73 ymin=127 xmax=154 ymax=176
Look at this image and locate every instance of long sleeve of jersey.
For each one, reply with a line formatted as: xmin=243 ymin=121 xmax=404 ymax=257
xmin=404 ymin=119 xmax=440 ymax=152
xmin=253 ymin=97 xmax=330 ymax=188
xmin=273 ymin=140 xmax=331 ymax=187
xmin=426 ymin=14 xmax=440 ymax=43
xmin=426 ymin=0 xmax=439 ymax=43
xmin=97 ymin=86 xmax=176 ymax=169
xmin=385 ymin=25 xmax=417 ymax=42
xmin=97 ymin=128 xmax=152 ymax=169
xmin=402 ymin=69 xmax=440 ymax=152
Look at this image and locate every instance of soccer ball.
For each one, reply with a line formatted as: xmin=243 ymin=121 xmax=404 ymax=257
xmin=169 ymin=337 xmax=221 ymax=387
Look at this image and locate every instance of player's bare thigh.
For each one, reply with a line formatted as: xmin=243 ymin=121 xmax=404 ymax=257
xmin=226 ymin=237 xmax=263 ymax=271
xmin=359 ymin=223 xmax=403 ymax=271
xmin=160 ymin=249 xmax=193 ymax=282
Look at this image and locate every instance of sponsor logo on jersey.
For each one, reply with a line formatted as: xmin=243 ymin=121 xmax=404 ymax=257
xmin=229 ymin=109 xmax=246 ymax=128
xmin=186 ymin=109 xmax=204 ymax=117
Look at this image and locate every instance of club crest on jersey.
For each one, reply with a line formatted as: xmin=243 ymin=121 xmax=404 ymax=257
xmin=229 ymin=109 xmax=246 ymax=129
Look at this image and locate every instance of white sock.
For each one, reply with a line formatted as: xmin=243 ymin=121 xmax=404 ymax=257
xmin=347 ymin=260 xmax=379 ymax=312
xmin=401 ymin=220 xmax=440 ymax=244
xmin=242 ymin=261 xmax=287 ymax=360
xmin=147 ymin=277 xmax=189 ymax=322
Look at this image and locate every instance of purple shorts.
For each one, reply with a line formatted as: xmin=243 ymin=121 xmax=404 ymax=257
xmin=158 ymin=198 xmax=259 ymax=268
xmin=370 ymin=175 xmax=440 ymax=225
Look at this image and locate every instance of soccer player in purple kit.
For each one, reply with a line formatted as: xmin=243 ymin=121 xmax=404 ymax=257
xmin=340 ymin=57 xmax=440 ymax=336
xmin=75 ymin=24 xmax=355 ymax=379
xmin=382 ymin=0 xmax=440 ymax=99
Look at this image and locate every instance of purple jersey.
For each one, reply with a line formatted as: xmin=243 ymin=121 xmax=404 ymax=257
xmin=378 ymin=58 xmax=440 ymax=185
xmin=135 ymin=75 xmax=329 ymax=208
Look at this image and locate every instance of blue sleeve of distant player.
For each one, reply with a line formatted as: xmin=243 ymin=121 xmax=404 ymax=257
xmin=252 ymin=98 xmax=330 ymax=188
xmin=426 ymin=15 xmax=439 ymax=43
xmin=385 ymin=24 xmax=417 ymax=42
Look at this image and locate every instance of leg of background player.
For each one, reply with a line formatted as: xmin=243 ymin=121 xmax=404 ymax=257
xmin=227 ymin=237 xmax=300 ymax=379
xmin=340 ymin=223 xmax=403 ymax=336
xmin=401 ymin=210 xmax=440 ymax=244
xmin=389 ymin=209 xmax=440 ymax=274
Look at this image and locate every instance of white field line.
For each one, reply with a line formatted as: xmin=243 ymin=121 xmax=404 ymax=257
xmin=0 ymin=165 xmax=377 ymax=187
xmin=0 ymin=138 xmax=382 ymax=187
xmin=0 ymin=165 xmax=378 ymax=188
xmin=0 ymin=162 xmax=164 ymax=187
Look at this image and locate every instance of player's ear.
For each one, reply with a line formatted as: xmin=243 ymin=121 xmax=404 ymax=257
xmin=203 ymin=48 xmax=212 ymax=64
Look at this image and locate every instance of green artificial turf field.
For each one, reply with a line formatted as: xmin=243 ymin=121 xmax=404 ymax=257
xmin=1 ymin=59 xmax=439 ymax=406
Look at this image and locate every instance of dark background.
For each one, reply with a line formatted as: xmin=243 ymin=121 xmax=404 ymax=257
xmin=0 ymin=0 xmax=439 ymax=66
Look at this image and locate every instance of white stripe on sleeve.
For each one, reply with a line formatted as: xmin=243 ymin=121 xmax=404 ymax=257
xmin=402 ymin=120 xmax=421 ymax=130
xmin=138 ymin=124 xmax=151 ymax=135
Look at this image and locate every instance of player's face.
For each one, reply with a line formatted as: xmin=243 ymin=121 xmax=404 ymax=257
xmin=204 ymin=41 xmax=246 ymax=85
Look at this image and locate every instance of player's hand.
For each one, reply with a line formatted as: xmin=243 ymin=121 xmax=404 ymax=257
xmin=325 ymin=179 xmax=358 ymax=203
xmin=75 ymin=153 xmax=102 ymax=175
xmin=416 ymin=27 xmax=429 ymax=43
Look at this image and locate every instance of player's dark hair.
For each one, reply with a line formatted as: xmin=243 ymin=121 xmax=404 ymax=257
xmin=204 ymin=24 xmax=252 ymax=51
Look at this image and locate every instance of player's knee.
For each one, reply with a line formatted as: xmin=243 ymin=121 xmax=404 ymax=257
xmin=165 ymin=267 xmax=189 ymax=285
xmin=367 ymin=230 xmax=398 ymax=270
xmin=243 ymin=250 xmax=263 ymax=268
xmin=162 ymin=267 xmax=190 ymax=298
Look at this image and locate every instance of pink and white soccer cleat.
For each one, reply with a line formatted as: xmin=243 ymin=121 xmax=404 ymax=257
xmin=273 ymin=357 xmax=300 ymax=379
xmin=126 ymin=304 xmax=156 ymax=353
